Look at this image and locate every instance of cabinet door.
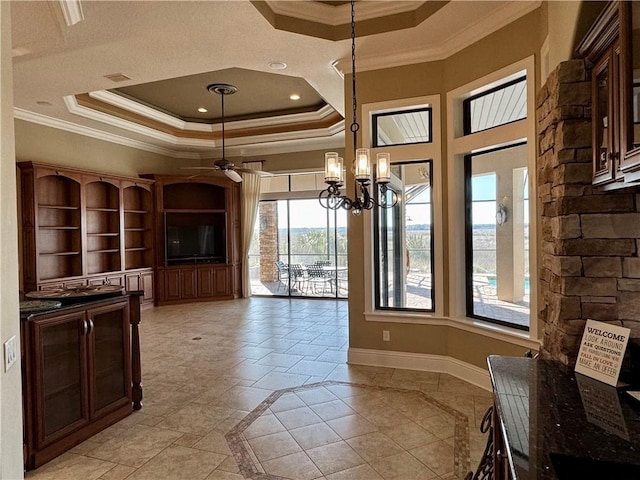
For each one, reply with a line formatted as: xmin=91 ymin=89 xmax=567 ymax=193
xmin=181 ymin=269 xmax=197 ymax=299
xmin=32 ymin=311 xmax=89 ymax=448
xmin=214 ymin=266 xmax=231 ymax=295
xmin=593 ymin=50 xmax=617 ymax=185
xmin=125 ymin=272 xmax=141 ymax=292
xmin=197 ymin=267 xmax=214 ymax=297
xmin=164 ymin=269 xmax=182 ymax=300
xmin=140 ymin=271 xmax=154 ymax=303
xmin=87 ymin=301 xmax=131 ymax=418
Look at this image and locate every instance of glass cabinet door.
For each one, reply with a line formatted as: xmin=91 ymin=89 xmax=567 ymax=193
xmin=34 ymin=312 xmax=88 ymax=445
xmin=88 ymin=301 xmax=131 ymax=416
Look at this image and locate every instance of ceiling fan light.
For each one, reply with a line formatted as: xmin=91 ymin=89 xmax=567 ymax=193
xmin=224 ymin=169 xmax=243 ymax=183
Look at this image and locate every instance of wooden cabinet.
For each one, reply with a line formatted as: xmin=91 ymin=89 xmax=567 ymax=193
xmin=145 ymin=175 xmax=241 ymax=304
xmin=125 ymin=270 xmax=154 ymax=303
xmin=22 ymin=296 xmax=138 ymax=470
xmin=579 ymin=1 xmax=640 ymax=187
xmin=18 ymin=163 xmax=154 ymax=305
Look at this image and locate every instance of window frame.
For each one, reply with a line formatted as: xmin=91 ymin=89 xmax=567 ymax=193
xmin=463 ymin=142 xmax=529 ymax=331
xmin=462 ymin=75 xmax=527 ymax=135
xmin=446 ymin=56 xmax=538 ymax=344
xmin=361 ymin=94 xmax=445 ymax=322
xmin=372 ymin=107 xmax=433 ymax=148
xmin=373 ymin=160 xmax=435 ymax=313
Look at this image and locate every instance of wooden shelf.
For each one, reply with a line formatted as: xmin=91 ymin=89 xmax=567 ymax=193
xmin=87 ymin=232 xmax=119 ymax=237
xmin=125 ymin=247 xmax=149 ymax=252
xmin=124 ymin=209 xmax=150 ymax=214
xmin=38 ymin=205 xmax=80 ymax=211
xmin=124 ymin=228 xmax=150 ymax=232
xmin=40 ymin=226 xmax=80 ymax=231
xmin=40 ymin=251 xmax=81 ymax=256
xmin=44 ymin=382 xmax=81 ymax=401
xmin=86 ymin=207 xmax=119 ymax=213
xmin=88 ymin=249 xmax=119 ymax=254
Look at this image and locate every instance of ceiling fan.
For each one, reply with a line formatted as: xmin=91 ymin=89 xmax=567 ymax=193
xmin=182 ymin=83 xmax=268 ymax=183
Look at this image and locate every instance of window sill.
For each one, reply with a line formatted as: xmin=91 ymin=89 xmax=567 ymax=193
xmin=364 ymin=310 xmax=540 ymax=349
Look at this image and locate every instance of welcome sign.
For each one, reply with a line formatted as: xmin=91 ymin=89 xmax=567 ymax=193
xmin=575 ymin=320 xmax=630 ymax=387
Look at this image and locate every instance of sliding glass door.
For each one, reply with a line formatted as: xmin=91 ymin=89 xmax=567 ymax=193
xmin=249 ymin=198 xmax=347 ymax=298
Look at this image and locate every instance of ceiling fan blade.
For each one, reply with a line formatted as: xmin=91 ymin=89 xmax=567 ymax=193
xmin=224 ymin=169 xmax=243 ymax=183
xmin=180 ymin=166 xmax=219 ymax=170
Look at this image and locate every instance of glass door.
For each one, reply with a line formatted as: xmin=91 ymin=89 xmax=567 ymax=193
xmin=250 ymin=199 xmax=347 ymax=298
xmin=33 ymin=312 xmax=89 ymax=446
xmin=88 ymin=301 xmax=131 ymax=416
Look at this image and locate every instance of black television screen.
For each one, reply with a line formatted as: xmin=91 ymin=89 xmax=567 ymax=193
xmin=166 ymin=224 xmax=223 ymax=262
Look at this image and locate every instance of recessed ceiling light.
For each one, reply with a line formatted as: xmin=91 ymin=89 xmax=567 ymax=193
xmin=198 ymin=107 xmax=208 ymax=113
xmin=36 ymin=101 xmax=52 ymax=106
xmin=268 ymin=61 xmax=287 ymax=70
xmin=289 ymin=94 xmax=301 ymax=101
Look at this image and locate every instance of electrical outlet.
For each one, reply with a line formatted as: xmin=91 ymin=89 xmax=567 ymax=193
xmin=4 ymin=335 xmax=17 ymax=372
xmin=383 ymin=330 xmax=390 ymax=342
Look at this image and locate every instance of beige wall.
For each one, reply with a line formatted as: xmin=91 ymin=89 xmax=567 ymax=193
xmin=347 ymin=8 xmax=547 ymax=369
xmin=233 ymin=149 xmax=335 ymax=174
xmin=1 ymin=2 xmax=25 ymax=478
xmin=15 ymin=120 xmax=198 ymax=177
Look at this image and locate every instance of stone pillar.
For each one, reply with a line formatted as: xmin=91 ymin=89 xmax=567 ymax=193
xmin=538 ymin=59 xmax=640 ymax=364
xmin=259 ymin=202 xmax=279 ymax=283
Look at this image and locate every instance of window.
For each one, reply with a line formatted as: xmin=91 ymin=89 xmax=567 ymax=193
xmin=372 ymin=108 xmax=432 ymax=147
xmin=463 ymin=76 xmax=526 ymax=134
xmin=374 ymin=160 xmax=434 ymax=311
xmin=464 ymin=143 xmax=529 ymax=330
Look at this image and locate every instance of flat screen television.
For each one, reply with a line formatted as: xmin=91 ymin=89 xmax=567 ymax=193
xmin=166 ymin=223 xmax=225 ymax=264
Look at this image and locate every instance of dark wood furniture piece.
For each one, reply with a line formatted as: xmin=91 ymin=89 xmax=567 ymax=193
xmin=143 ymin=175 xmax=242 ymax=305
xmin=481 ymin=355 xmax=640 ymax=480
xmin=18 ymin=162 xmax=155 ymax=304
xmin=21 ymin=293 xmax=143 ymax=470
xmin=578 ymin=1 xmax=640 ymax=187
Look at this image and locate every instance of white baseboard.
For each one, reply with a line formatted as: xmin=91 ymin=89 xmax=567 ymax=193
xmin=347 ymin=347 xmax=491 ymax=391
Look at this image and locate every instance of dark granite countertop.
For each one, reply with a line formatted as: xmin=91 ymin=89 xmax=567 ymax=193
xmin=20 ymin=293 xmax=129 ymax=321
xmin=488 ymin=355 xmax=640 ymax=480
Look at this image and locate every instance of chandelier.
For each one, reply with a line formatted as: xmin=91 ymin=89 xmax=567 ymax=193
xmin=319 ymin=0 xmax=397 ymax=216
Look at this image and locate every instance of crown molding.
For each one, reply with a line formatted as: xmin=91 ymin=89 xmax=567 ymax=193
xmin=334 ymin=1 xmax=541 ymax=74
xmin=59 ymin=0 xmax=84 ymax=26
xmin=87 ymin=91 xmax=340 ymax=133
xmin=15 ymin=107 xmax=345 ymax=159
xmin=14 ymin=108 xmax=201 ymax=159
xmin=64 ymin=95 xmax=186 ymax=145
xmin=89 ymin=91 xmax=193 ymax=130
xmin=264 ymin=1 xmax=422 ymax=26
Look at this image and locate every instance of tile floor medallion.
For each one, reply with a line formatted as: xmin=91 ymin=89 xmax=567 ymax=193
xmin=24 ymin=298 xmax=490 ymax=480
xmin=226 ymin=381 xmax=470 ymax=480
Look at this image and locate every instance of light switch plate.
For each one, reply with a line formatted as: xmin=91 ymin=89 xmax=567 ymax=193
xmin=4 ymin=335 xmax=17 ymax=372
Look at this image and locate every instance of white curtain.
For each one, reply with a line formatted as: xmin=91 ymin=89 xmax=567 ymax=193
xmin=241 ymin=162 xmax=262 ymax=297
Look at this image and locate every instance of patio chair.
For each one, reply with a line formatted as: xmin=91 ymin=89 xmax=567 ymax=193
xmin=306 ymin=263 xmax=333 ymax=294
xmin=289 ymin=264 xmax=307 ymax=293
xmin=274 ymin=261 xmax=289 ymax=292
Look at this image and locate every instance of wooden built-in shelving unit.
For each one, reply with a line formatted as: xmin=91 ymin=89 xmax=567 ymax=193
xmin=18 ymin=162 xmax=155 ymax=304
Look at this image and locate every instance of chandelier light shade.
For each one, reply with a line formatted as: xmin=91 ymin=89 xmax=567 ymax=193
xmin=376 ymin=153 xmax=391 ymax=183
xmin=355 ymin=148 xmax=371 ymax=181
xmin=324 ymin=152 xmax=341 ymax=183
xmin=319 ymin=0 xmax=397 ymax=215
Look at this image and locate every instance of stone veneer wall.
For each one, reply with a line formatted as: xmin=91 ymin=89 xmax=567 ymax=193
xmin=259 ymin=202 xmax=279 ymax=283
xmin=538 ymin=59 xmax=640 ymax=364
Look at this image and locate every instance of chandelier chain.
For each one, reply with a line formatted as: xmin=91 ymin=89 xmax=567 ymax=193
xmin=350 ymin=0 xmax=358 ymax=138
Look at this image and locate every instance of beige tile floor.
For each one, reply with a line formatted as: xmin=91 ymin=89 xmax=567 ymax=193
xmin=25 ymin=298 xmax=492 ymax=480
